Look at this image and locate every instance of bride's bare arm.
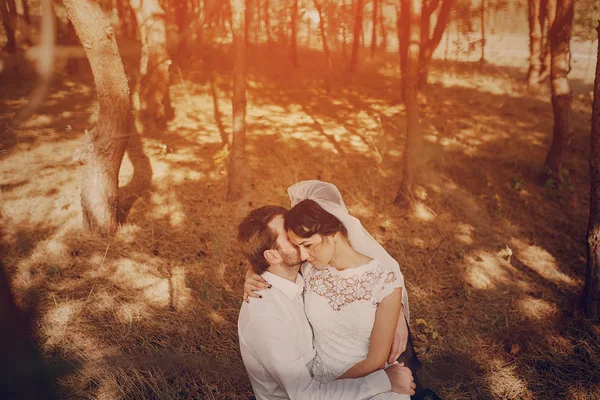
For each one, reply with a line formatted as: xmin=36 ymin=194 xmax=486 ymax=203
xmin=243 ymin=268 xmax=271 ymax=302
xmin=338 ymin=288 xmax=402 ymax=379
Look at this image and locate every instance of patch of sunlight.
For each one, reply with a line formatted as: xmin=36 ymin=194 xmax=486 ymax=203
xmin=486 ymin=357 xmax=531 ymax=399
xmin=456 ymin=223 xmax=475 ymax=245
xmin=171 ymin=168 xmax=205 ymax=183
xmin=388 ymin=149 xmax=402 ymax=157
xmin=94 ymin=290 xmax=116 ymax=312
xmin=111 ymin=259 xmax=170 ymax=307
xmin=117 ymin=224 xmax=142 ymax=244
xmin=414 ymin=187 xmax=429 ymax=201
xmin=118 ymin=152 xmax=134 ymax=187
xmin=95 ymin=379 xmax=119 ymax=400
xmin=5 ymin=98 xmax=27 ymax=107
xmin=465 ymin=251 xmax=514 ymax=289
xmin=44 ymin=300 xmax=84 ymax=347
xmin=509 ymin=238 xmax=577 ymax=286
xmin=20 ymin=114 xmax=53 ymax=129
xmin=412 ymin=202 xmax=436 ymax=222
xmin=349 ymin=203 xmax=373 ymax=219
xmin=519 ymin=296 xmax=557 ymax=321
xmin=355 ymin=110 xmax=379 ymax=130
xmin=116 ymin=301 xmax=151 ymax=324
xmin=424 ymin=134 xmax=439 ymax=143
xmin=170 ymin=265 xmax=192 ymax=311
xmin=439 ymin=137 xmax=464 ymax=150
xmin=209 ymin=311 xmax=226 ymax=324
xmin=150 ymin=191 xmax=185 ymax=228
xmin=87 ymin=252 xmax=109 ymax=275
xmin=348 ymin=135 xmax=369 ymax=152
xmin=410 ymin=238 xmax=427 ymax=249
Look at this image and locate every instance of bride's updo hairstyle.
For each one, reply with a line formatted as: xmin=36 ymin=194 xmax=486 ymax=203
xmin=284 ymin=199 xmax=348 ymax=239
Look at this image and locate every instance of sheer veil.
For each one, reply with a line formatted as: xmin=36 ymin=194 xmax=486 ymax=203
xmin=287 ymin=180 xmax=410 ymax=321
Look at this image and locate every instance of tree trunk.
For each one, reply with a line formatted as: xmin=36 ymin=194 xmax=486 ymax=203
xmin=527 ymin=0 xmax=543 ymax=88
xmin=541 ymin=0 xmax=573 ymax=183
xmin=314 ymin=0 xmax=332 ymax=92
xmin=21 ymin=0 xmax=30 ymax=24
xmin=245 ymin=0 xmax=251 ymax=45
xmin=173 ymin=0 xmax=189 ymax=53
xmin=371 ymin=0 xmax=377 ymax=57
xmin=397 ymin=0 xmax=409 ymax=89
xmin=63 ymin=0 xmax=130 ymax=235
xmin=417 ymin=0 xmax=452 ymax=91
xmin=395 ymin=0 xmax=421 ymax=206
xmin=306 ymin=9 xmax=311 ymax=47
xmin=290 ymin=0 xmax=298 ymax=67
xmin=379 ymin=0 xmax=387 ymax=51
xmin=0 ymin=0 xmax=16 ymax=52
xmin=480 ymin=0 xmax=485 ymax=63
xmin=264 ymin=0 xmax=271 ymax=48
xmin=227 ymin=0 xmax=247 ymax=201
xmin=583 ymin=23 xmax=600 ymax=321
xmin=130 ymin=0 xmax=171 ymax=131
xmin=539 ymin=0 xmax=556 ymax=82
xmin=349 ymin=0 xmax=364 ymax=73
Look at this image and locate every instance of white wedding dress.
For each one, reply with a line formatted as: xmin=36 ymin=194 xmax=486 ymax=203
xmin=302 ymin=260 xmax=411 ymax=400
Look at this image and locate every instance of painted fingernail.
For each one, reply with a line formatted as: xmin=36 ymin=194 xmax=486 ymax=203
xmin=259 ymin=295 xmax=263 ymax=298
xmin=268 ymin=285 xmax=272 ymax=289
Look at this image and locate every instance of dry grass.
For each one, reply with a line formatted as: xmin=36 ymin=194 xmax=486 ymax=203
xmin=1 ymin=33 xmax=599 ymax=399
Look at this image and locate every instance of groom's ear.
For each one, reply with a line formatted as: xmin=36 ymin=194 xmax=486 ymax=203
xmin=263 ymin=249 xmax=280 ymax=264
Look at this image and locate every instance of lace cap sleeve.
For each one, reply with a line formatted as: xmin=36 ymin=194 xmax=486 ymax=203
xmin=371 ymin=265 xmax=403 ymax=305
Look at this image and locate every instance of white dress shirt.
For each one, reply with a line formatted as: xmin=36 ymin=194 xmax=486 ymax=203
xmin=238 ymin=271 xmax=392 ymax=400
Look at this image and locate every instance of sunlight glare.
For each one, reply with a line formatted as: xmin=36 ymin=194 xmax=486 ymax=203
xmin=509 ymin=238 xmax=577 ymax=286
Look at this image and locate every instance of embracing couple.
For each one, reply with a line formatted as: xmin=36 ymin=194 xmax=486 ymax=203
xmin=237 ymin=181 xmax=439 ymax=400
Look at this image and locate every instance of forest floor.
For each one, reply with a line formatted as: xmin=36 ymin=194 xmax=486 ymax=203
xmin=1 ymin=35 xmax=600 ymax=399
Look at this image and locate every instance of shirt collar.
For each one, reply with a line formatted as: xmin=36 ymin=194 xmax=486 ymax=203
xmin=261 ymin=271 xmax=304 ymax=300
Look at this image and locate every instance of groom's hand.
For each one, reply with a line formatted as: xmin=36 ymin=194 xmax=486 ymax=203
xmin=385 ymin=362 xmax=416 ymax=395
xmin=388 ymin=308 xmax=408 ymax=364
xmin=243 ymin=268 xmax=270 ymax=302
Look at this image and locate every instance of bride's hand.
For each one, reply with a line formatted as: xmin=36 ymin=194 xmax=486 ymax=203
xmin=243 ymin=268 xmax=271 ymax=303
xmin=388 ymin=308 xmax=408 ymax=364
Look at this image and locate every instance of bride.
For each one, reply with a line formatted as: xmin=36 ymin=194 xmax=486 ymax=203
xmin=245 ymin=181 xmax=411 ymax=399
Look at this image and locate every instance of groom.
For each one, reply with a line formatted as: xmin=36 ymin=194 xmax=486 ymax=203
xmin=237 ymin=205 xmax=416 ymax=399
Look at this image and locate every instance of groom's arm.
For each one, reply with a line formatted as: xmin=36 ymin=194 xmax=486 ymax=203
xmin=241 ymin=315 xmax=391 ymax=400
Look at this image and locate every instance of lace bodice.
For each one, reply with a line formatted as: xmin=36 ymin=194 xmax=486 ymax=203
xmin=302 ymin=260 xmax=408 ymax=399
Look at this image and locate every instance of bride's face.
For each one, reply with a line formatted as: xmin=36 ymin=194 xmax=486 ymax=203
xmin=287 ymin=229 xmax=336 ymax=269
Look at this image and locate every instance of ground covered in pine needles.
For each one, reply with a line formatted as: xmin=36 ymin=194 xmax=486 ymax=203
xmin=1 ymin=37 xmax=600 ymax=399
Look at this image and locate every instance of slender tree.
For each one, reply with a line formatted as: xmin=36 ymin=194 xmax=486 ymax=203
xmin=539 ymin=0 xmax=556 ymax=82
xmin=227 ymin=0 xmax=247 ymax=201
xmin=479 ymin=0 xmax=485 ymax=63
xmin=584 ymin=23 xmax=600 ymax=321
xmin=349 ymin=0 xmax=365 ymax=72
xmin=64 ymin=0 xmax=130 ymax=234
xmin=129 ymin=0 xmax=171 ymax=130
xmin=379 ymin=0 xmax=387 ymax=51
xmin=527 ymin=0 xmax=543 ymax=88
xmin=541 ymin=0 xmax=574 ymax=183
xmin=291 ymin=0 xmax=299 ymax=66
xmin=416 ymin=0 xmax=453 ymax=91
xmin=394 ymin=0 xmax=421 ymax=206
xmin=371 ymin=0 xmax=378 ymax=57
xmin=314 ymin=0 xmax=332 ymax=92
xmin=264 ymin=0 xmax=271 ymax=48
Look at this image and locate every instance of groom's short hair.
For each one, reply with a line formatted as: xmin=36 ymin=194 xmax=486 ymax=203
xmin=237 ymin=205 xmax=288 ymax=275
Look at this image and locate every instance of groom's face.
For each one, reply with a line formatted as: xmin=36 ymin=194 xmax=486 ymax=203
xmin=268 ymin=215 xmax=303 ymax=267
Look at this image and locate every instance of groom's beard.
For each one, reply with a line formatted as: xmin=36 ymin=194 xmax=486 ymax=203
xmin=278 ymin=249 xmax=303 ymax=270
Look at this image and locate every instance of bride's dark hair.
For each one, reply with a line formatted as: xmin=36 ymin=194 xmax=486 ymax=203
xmin=284 ymin=199 xmax=348 ymax=239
